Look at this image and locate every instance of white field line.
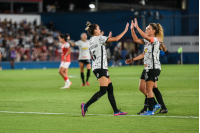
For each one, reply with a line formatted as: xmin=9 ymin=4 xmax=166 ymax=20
xmin=0 ymin=111 xmax=198 ymax=119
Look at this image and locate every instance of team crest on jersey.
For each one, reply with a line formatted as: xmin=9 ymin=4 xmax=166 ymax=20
xmin=144 ymin=48 xmax=147 ymax=53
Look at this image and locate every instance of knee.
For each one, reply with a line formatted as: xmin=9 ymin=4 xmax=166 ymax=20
xmin=139 ymin=86 xmax=145 ymax=92
xmin=59 ymin=70 xmax=62 ymax=75
xmin=100 ymin=87 xmax=107 ymax=95
xmin=146 ymin=87 xmax=153 ymax=93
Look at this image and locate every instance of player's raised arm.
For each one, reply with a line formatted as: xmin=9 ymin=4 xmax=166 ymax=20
xmin=67 ymin=35 xmax=76 ymax=47
xmin=106 ymin=23 xmax=129 ymax=42
xmin=125 ymin=52 xmax=144 ymax=64
xmin=133 ymin=18 xmax=152 ymax=43
xmin=130 ymin=20 xmax=145 ymax=44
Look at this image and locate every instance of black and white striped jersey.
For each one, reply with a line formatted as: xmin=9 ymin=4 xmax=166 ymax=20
xmin=143 ymin=37 xmax=161 ymax=70
xmin=89 ymin=35 xmax=108 ymax=71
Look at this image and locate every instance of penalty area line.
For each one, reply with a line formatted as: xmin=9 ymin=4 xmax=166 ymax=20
xmin=0 ymin=111 xmax=198 ymax=119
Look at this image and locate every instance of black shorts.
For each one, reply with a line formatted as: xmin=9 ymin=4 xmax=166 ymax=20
xmin=93 ymin=69 xmax=109 ymax=79
xmin=140 ymin=69 xmax=161 ymax=82
xmin=79 ymin=59 xmax=91 ymax=65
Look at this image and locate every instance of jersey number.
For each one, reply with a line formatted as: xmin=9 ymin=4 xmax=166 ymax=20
xmin=92 ymin=51 xmax=96 ymax=61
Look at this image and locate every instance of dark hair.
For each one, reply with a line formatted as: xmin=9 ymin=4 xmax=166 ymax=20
xmin=85 ymin=22 xmax=97 ymax=36
xmin=60 ymin=34 xmax=68 ymax=41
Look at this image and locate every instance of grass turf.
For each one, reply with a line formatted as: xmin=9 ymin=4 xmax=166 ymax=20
xmin=0 ymin=65 xmax=199 ymax=133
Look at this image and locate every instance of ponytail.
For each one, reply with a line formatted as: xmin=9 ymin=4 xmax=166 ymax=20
xmin=156 ymin=23 xmax=164 ymax=41
xmin=150 ymin=23 xmax=164 ymax=41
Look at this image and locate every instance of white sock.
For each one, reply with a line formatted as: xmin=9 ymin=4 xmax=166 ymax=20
xmin=67 ymin=79 xmax=70 ymax=83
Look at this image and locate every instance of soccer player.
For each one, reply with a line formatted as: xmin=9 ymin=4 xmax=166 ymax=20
xmin=68 ymin=33 xmax=91 ymax=86
xmin=58 ymin=34 xmax=72 ymax=89
xmin=81 ymin=21 xmax=129 ymax=116
xmin=126 ymin=19 xmax=168 ymax=115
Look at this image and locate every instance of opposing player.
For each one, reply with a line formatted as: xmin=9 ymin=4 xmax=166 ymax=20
xmin=68 ymin=33 xmax=91 ymax=86
xmin=81 ymin=22 xmax=129 ymax=116
xmin=126 ymin=19 xmax=168 ymax=115
xmin=58 ymin=34 xmax=72 ymax=89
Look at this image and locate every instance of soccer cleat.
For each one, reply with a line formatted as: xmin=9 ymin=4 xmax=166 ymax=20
xmin=60 ymin=82 xmax=69 ymax=89
xmin=137 ymin=109 xmax=147 ymax=115
xmin=80 ymin=84 xmax=85 ymax=86
xmin=140 ymin=110 xmax=154 ymax=115
xmin=67 ymin=82 xmax=72 ymax=89
xmin=81 ymin=103 xmax=87 ymax=117
xmin=157 ymin=109 xmax=168 ymax=114
xmin=153 ymin=103 xmax=161 ymax=113
xmin=86 ymin=81 xmax=90 ymax=86
xmin=114 ymin=111 xmax=127 ymax=116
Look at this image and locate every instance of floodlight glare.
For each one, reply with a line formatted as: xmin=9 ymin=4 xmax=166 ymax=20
xmin=89 ymin=4 xmax=95 ymax=9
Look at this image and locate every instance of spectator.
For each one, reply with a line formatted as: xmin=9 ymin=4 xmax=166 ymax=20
xmin=0 ymin=19 xmax=61 ymax=63
xmin=9 ymin=46 xmax=16 ymax=69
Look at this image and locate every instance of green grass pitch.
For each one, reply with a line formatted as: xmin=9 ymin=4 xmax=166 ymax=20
xmin=0 ymin=65 xmax=199 ymax=133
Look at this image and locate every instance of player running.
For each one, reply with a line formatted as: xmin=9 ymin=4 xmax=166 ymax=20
xmin=126 ymin=19 xmax=168 ymax=115
xmin=68 ymin=33 xmax=91 ymax=86
xmin=81 ymin=21 xmax=129 ymax=116
xmin=58 ymin=34 xmax=72 ymax=89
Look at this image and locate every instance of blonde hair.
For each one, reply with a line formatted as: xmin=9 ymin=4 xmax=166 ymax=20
xmin=150 ymin=23 xmax=164 ymax=41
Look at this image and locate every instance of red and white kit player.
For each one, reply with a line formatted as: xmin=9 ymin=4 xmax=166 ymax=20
xmin=58 ymin=34 xmax=72 ymax=89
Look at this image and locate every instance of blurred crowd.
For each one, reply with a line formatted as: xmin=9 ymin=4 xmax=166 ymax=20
xmin=0 ymin=18 xmax=142 ymax=67
xmin=0 ymin=19 xmax=63 ymax=62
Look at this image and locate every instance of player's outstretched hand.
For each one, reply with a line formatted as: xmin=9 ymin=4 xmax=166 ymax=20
xmin=130 ymin=20 xmax=134 ymax=30
xmin=100 ymin=31 xmax=104 ymax=35
xmin=124 ymin=22 xmax=129 ymax=32
xmin=108 ymin=31 xmax=112 ymax=37
xmin=134 ymin=18 xmax=138 ymax=28
xmin=125 ymin=59 xmax=133 ymax=64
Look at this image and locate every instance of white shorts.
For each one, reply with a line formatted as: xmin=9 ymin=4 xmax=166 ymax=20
xmin=60 ymin=62 xmax=71 ymax=69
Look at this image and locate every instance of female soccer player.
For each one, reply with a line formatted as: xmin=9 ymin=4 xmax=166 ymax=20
xmin=81 ymin=22 xmax=129 ymax=116
xmin=68 ymin=33 xmax=91 ymax=86
xmin=126 ymin=19 xmax=168 ymax=115
xmin=58 ymin=34 xmax=72 ymax=89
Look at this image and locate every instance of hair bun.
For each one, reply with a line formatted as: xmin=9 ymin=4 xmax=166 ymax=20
xmin=86 ymin=21 xmax=91 ymax=27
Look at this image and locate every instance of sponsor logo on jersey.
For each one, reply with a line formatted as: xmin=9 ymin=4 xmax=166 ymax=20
xmin=82 ymin=47 xmax=88 ymax=50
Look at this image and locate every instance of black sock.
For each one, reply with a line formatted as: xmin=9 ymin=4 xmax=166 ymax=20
xmin=147 ymin=97 xmax=154 ymax=111
xmin=86 ymin=69 xmax=90 ymax=82
xmin=143 ymin=95 xmax=148 ymax=111
xmin=81 ymin=72 xmax=85 ymax=84
xmin=85 ymin=86 xmax=107 ymax=109
xmin=153 ymin=97 xmax=157 ymax=105
xmin=107 ymin=83 xmax=118 ymax=113
xmin=153 ymin=88 xmax=167 ymax=109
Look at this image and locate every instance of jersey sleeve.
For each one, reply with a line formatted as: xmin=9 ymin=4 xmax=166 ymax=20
xmin=99 ymin=35 xmax=108 ymax=45
xmin=143 ymin=39 xmax=148 ymax=44
xmin=75 ymin=40 xmax=80 ymax=47
xmin=150 ymin=37 xmax=159 ymax=44
xmin=64 ymin=42 xmax=70 ymax=48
